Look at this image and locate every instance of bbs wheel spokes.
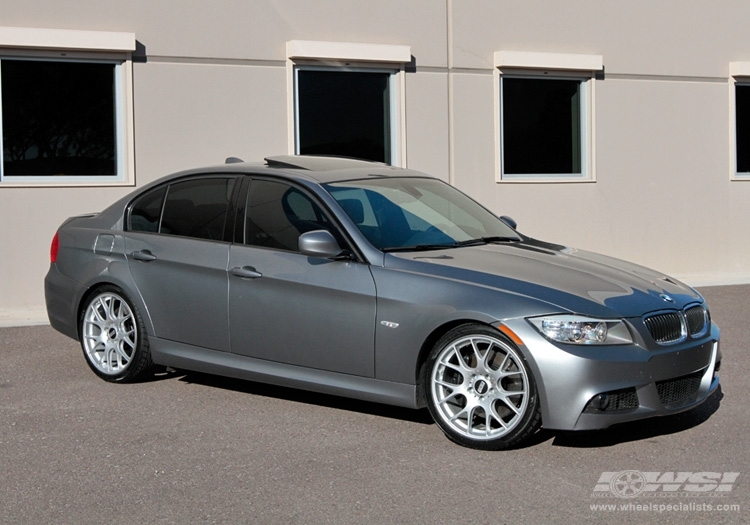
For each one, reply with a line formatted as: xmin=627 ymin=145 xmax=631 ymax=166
xmin=430 ymin=333 xmax=530 ymax=441
xmin=82 ymin=292 xmax=138 ymax=376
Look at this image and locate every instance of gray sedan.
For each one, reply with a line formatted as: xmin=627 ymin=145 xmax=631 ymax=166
xmin=45 ymin=155 xmax=721 ymax=449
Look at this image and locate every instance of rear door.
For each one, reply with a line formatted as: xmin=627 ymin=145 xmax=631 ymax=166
xmin=125 ymin=176 xmax=238 ymax=352
xmin=228 ymin=178 xmax=377 ymax=376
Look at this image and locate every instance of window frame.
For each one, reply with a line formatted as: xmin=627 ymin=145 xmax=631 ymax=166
xmin=494 ymin=51 xmax=602 ymax=183
xmin=292 ymin=65 xmax=399 ymax=165
xmin=127 ymin=174 xmax=241 ymax=243
xmin=0 ymin=27 xmax=135 ymax=187
xmin=286 ymin=40 xmax=411 ymax=167
xmin=729 ymin=62 xmax=750 ymax=180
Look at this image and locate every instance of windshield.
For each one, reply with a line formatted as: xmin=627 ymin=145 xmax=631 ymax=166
xmin=324 ymin=177 xmax=520 ymax=251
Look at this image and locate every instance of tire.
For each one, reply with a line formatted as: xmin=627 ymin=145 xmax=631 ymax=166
xmin=79 ymin=285 xmax=155 ymax=383
xmin=424 ymin=324 xmax=541 ymax=450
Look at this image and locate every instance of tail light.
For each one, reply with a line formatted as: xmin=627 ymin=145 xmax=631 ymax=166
xmin=50 ymin=232 xmax=60 ymax=263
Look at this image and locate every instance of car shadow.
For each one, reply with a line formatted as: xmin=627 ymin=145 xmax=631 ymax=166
xmin=167 ymin=370 xmax=723 ymax=447
xmin=175 ymin=370 xmax=435 ymax=425
xmin=547 ymin=386 xmax=724 ymax=448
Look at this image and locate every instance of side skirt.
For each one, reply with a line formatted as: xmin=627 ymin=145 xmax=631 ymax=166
xmin=150 ymin=337 xmax=420 ymax=409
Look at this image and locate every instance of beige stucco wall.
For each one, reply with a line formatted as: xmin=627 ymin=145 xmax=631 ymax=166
xmin=1 ymin=0 xmax=749 ymax=325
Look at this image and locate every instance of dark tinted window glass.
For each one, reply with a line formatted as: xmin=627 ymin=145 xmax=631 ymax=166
xmin=297 ymin=70 xmax=391 ymax=163
xmin=1 ymin=60 xmax=116 ymax=176
xmin=160 ymin=178 xmax=235 ymax=240
xmin=245 ymin=180 xmax=329 ymax=251
xmin=129 ymin=186 xmax=166 ymax=233
xmin=737 ymin=85 xmax=750 ymax=173
xmin=502 ymin=77 xmax=582 ymax=175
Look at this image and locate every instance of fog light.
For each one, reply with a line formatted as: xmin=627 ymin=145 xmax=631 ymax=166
xmin=589 ymin=393 xmax=610 ymax=411
xmin=583 ymin=387 xmax=639 ymax=413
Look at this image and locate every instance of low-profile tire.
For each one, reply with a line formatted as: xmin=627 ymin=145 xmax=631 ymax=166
xmin=424 ymin=324 xmax=541 ymax=450
xmin=79 ymin=285 xmax=155 ymax=383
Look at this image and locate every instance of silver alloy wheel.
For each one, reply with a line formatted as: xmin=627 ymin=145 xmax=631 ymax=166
xmin=430 ymin=334 xmax=530 ymax=440
xmin=82 ymin=292 xmax=138 ymax=375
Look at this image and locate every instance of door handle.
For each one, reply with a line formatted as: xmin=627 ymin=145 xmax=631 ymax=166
xmin=132 ymin=250 xmax=157 ymax=262
xmin=231 ymin=266 xmax=262 ymax=279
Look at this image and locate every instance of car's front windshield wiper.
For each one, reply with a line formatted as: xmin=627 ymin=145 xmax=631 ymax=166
xmin=383 ymin=236 xmax=520 ymax=252
xmin=382 ymin=244 xmax=455 ymax=253
xmin=453 ymin=236 xmax=521 ymax=246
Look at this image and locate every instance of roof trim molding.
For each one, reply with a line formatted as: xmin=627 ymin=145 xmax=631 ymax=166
xmin=0 ymin=26 xmax=135 ymax=52
xmin=286 ymin=40 xmax=411 ymax=63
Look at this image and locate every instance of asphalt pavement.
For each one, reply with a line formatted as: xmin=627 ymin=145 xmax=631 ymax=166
xmin=1 ymin=285 xmax=748 ymax=524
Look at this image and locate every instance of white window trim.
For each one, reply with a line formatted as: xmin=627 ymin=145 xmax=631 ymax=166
xmin=286 ymin=40 xmax=411 ymax=167
xmin=729 ymin=61 xmax=750 ymax=181
xmin=493 ymin=51 xmax=602 ymax=183
xmin=0 ymin=26 xmax=136 ymax=187
xmin=0 ymin=26 xmax=135 ymax=53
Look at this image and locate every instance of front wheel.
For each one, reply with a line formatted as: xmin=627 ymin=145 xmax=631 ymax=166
xmin=425 ymin=324 xmax=541 ymax=450
xmin=80 ymin=286 xmax=155 ymax=383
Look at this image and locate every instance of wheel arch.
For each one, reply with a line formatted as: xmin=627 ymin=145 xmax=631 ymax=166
xmin=414 ymin=319 xmax=547 ymax=425
xmin=414 ymin=319 xmax=501 ymax=407
xmin=76 ymin=276 xmax=154 ymax=341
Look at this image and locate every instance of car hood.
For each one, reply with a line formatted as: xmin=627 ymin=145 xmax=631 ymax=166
xmin=386 ymin=239 xmax=702 ymax=318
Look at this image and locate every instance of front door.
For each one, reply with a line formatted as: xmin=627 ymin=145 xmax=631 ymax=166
xmin=228 ymin=179 xmax=377 ymax=376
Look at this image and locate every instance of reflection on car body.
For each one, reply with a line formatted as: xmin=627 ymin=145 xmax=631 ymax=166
xmin=45 ymin=155 xmax=721 ymax=449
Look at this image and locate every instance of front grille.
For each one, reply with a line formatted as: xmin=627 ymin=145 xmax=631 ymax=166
xmin=656 ymin=370 xmax=704 ymax=409
xmin=685 ymin=305 xmax=708 ymax=337
xmin=643 ymin=304 xmax=711 ymax=345
xmin=644 ymin=312 xmax=684 ymax=344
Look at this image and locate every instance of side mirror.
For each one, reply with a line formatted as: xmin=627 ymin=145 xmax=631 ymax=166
xmin=298 ymin=230 xmax=345 ymax=259
xmin=499 ymin=215 xmax=517 ymax=230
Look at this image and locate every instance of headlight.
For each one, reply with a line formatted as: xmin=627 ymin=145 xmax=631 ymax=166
xmin=528 ymin=315 xmax=633 ymax=345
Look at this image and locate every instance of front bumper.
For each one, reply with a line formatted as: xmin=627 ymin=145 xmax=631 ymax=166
xmin=500 ymin=318 xmax=721 ymax=431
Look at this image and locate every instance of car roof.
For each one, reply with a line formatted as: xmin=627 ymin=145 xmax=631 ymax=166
xmin=176 ymin=155 xmax=433 ymax=185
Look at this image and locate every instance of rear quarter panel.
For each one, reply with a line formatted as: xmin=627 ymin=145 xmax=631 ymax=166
xmin=47 ymin=217 xmax=155 ymax=340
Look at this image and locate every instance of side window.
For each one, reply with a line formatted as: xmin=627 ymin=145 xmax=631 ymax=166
xmin=129 ymin=186 xmax=166 ymax=233
xmin=128 ymin=178 xmax=235 ymax=241
xmin=245 ymin=180 xmax=330 ymax=251
xmin=156 ymin=178 xmax=235 ymax=240
xmin=128 ymin=178 xmax=235 ymax=239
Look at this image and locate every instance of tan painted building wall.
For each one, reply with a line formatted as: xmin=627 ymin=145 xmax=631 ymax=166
xmin=1 ymin=0 xmax=749 ymax=325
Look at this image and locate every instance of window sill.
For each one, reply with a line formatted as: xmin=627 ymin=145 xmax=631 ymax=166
xmin=0 ymin=179 xmax=135 ymax=188
xmin=497 ymin=176 xmax=596 ymax=184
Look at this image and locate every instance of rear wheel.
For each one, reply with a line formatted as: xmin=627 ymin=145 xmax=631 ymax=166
xmin=425 ymin=324 xmax=541 ymax=450
xmin=80 ymin=286 xmax=155 ymax=382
